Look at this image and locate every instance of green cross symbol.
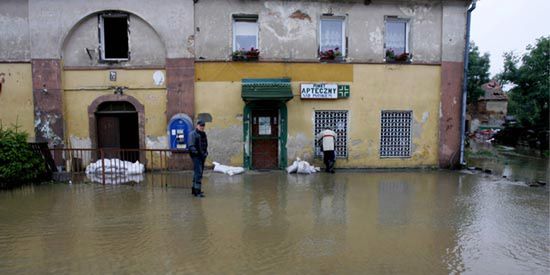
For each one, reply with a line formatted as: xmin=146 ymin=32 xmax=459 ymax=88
xmin=338 ymin=85 xmax=350 ymax=98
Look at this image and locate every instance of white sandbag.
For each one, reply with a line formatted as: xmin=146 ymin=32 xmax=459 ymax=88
xmin=287 ymin=157 xmax=320 ymax=174
xmin=213 ymin=162 xmax=245 ymax=176
xmin=126 ymin=161 xmax=145 ymax=174
xmin=297 ymin=161 xmax=311 ymax=174
xmin=213 ymin=162 xmax=226 ymax=173
xmin=286 ymin=160 xmax=298 ymax=174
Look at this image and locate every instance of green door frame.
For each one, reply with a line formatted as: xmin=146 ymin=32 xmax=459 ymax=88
xmin=243 ymin=101 xmax=288 ymax=170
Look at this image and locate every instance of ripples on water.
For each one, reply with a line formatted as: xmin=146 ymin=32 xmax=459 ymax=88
xmin=0 ymin=170 xmax=548 ymax=274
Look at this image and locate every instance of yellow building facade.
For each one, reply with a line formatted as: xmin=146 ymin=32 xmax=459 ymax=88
xmin=195 ymin=62 xmax=441 ymax=168
xmin=0 ymin=0 xmax=471 ymax=170
xmin=0 ymin=64 xmax=34 ymax=138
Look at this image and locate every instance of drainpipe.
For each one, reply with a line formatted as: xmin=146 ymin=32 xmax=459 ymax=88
xmin=459 ymin=0 xmax=477 ymax=166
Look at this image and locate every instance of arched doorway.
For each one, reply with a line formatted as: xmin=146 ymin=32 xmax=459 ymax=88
xmin=95 ymin=101 xmax=139 ymax=161
xmin=88 ymin=94 xmax=146 ymax=162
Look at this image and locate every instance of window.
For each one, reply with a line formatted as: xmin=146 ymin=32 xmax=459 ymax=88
xmin=314 ymin=110 xmax=348 ymax=158
xmin=385 ymin=17 xmax=409 ymax=56
xmin=99 ymin=12 xmax=130 ymax=61
xmin=380 ymin=111 xmax=412 ymax=158
xmin=319 ymin=16 xmax=346 ymax=56
xmin=232 ymin=15 xmax=259 ymax=51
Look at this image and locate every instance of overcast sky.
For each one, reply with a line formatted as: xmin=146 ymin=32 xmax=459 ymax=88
xmin=470 ymin=0 xmax=550 ymax=78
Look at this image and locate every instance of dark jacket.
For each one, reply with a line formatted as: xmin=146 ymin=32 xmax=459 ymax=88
xmin=188 ymin=129 xmax=208 ymax=158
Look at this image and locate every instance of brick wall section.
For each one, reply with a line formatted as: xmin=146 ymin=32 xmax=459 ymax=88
xmin=165 ymin=58 xmax=195 ymax=170
xmin=32 ymin=59 xmax=64 ymax=146
xmin=166 ymin=58 xmax=195 ymax=120
xmin=439 ymin=61 xmax=464 ymax=168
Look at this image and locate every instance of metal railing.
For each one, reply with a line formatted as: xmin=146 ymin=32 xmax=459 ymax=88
xmin=49 ymin=148 xmax=176 ymax=184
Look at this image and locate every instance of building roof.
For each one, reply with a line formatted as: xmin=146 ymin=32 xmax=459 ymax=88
xmin=479 ymin=80 xmax=508 ymax=101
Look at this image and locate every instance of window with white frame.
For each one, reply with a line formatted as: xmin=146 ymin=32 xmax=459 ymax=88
xmin=384 ymin=17 xmax=409 ymax=56
xmin=380 ymin=111 xmax=412 ymax=158
xmin=99 ymin=12 xmax=130 ymax=61
xmin=232 ymin=15 xmax=259 ymax=52
xmin=314 ymin=110 xmax=348 ymax=158
xmin=319 ymin=16 xmax=346 ymax=56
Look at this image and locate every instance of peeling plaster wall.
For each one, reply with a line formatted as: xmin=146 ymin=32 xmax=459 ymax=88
xmin=146 ymin=135 xmax=168 ymax=149
xmin=28 ymin=0 xmax=193 ymax=59
xmin=34 ymin=111 xmax=63 ymax=145
xmin=68 ymin=135 xmax=93 ymax=167
xmin=69 ymin=135 xmax=92 ymax=148
xmin=0 ymin=0 xmax=30 ymax=61
xmin=287 ymin=133 xmax=312 ymax=162
xmin=208 ymin=125 xmax=244 ymax=166
xmin=441 ymin=1 xmax=468 ymax=62
xmin=63 ymin=69 xmax=167 ymax=148
xmin=0 ymin=64 xmax=34 ymax=139
xmin=194 ymin=82 xmax=245 ymax=166
xmin=345 ymin=64 xmax=440 ymax=167
xmin=195 ymin=0 xmax=448 ymax=63
xmin=195 ymin=62 xmax=441 ymax=168
xmin=62 ymin=14 xmax=166 ymax=67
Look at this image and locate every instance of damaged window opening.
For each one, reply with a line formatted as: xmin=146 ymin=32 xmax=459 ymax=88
xmin=314 ymin=110 xmax=348 ymax=158
xmin=99 ymin=13 xmax=130 ymax=61
xmin=380 ymin=110 xmax=412 ymax=158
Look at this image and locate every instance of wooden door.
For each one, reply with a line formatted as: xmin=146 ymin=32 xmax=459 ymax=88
xmin=97 ymin=116 xmax=121 ymax=159
xmin=97 ymin=116 xmax=120 ymax=148
xmin=252 ymin=109 xmax=279 ymax=169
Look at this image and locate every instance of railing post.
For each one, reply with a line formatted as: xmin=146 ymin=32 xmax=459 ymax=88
xmin=150 ymin=150 xmax=153 ymax=172
xmin=100 ymin=149 xmax=105 ymax=184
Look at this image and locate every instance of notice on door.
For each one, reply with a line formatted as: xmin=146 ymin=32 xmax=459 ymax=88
xmin=300 ymin=83 xmax=338 ymax=99
xmin=259 ymin=117 xmax=271 ymax=135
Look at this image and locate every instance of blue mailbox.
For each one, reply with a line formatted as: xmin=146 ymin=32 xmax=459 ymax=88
xmin=167 ymin=114 xmax=193 ymax=150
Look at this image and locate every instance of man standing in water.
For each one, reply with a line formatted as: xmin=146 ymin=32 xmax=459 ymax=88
xmin=188 ymin=119 xmax=208 ymax=197
xmin=316 ymin=128 xmax=337 ymax=173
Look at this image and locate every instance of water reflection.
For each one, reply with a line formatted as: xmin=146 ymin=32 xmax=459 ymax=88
xmin=86 ymin=173 xmax=144 ymax=184
xmin=378 ymin=180 xmax=411 ymax=226
xmin=0 ymin=171 xmax=548 ymax=274
xmin=312 ymin=175 xmax=347 ymax=225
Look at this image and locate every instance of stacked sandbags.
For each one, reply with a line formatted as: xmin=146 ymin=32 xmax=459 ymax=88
xmin=85 ymin=159 xmax=145 ymax=175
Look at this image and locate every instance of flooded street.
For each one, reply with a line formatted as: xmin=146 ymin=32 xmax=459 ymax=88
xmin=1 ymin=169 xmax=548 ymax=274
xmin=467 ymin=143 xmax=549 ymax=184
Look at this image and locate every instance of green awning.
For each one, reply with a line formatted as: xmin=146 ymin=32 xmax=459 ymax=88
xmin=241 ymin=78 xmax=293 ymax=102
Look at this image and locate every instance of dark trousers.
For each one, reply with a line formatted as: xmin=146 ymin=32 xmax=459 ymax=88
xmin=323 ymin=150 xmax=335 ymax=172
xmin=192 ymin=156 xmax=206 ymax=190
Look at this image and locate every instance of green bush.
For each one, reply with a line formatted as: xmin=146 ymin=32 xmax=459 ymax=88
xmin=0 ymin=125 xmax=46 ymax=188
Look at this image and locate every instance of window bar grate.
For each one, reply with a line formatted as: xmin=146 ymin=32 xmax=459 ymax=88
xmin=314 ymin=110 xmax=348 ymax=158
xmin=380 ymin=110 xmax=412 ymax=157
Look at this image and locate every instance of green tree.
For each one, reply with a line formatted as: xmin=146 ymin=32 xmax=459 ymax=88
xmin=0 ymin=124 xmax=46 ymax=188
xmin=467 ymin=42 xmax=491 ymax=104
xmin=499 ymin=36 xmax=549 ymax=129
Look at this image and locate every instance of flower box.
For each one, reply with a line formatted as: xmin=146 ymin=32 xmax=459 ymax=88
xmin=232 ymin=48 xmax=260 ymax=62
xmin=385 ymin=49 xmax=412 ymax=63
xmin=319 ymin=48 xmax=343 ymax=62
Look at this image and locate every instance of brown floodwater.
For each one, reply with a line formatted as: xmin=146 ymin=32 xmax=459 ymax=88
xmin=0 ymin=169 xmax=548 ymax=274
